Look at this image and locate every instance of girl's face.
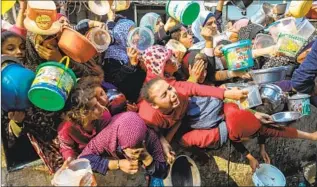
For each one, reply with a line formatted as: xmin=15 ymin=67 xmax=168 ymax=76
xmin=2 ymin=36 xmax=25 ymax=61
xmin=164 ymin=55 xmax=179 ymax=75
xmin=59 ymin=16 xmax=70 ymax=27
xmin=87 ymin=87 xmax=109 ymax=120
xmin=154 ymin=18 xmax=164 ymax=33
xmin=179 ymin=27 xmax=193 ymax=49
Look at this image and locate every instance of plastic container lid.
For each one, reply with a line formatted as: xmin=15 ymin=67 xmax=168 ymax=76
xmin=127 ymin=27 xmax=154 ymax=51
xmin=88 ymin=0 xmax=110 ymax=16
xmin=166 ymin=39 xmax=187 ymax=53
xmin=86 ymin=28 xmax=111 ymax=53
xmin=253 ymin=34 xmax=275 ymax=49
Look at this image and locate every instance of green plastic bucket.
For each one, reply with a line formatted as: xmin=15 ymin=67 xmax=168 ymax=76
xmin=165 ymin=0 xmax=200 ymax=26
xmin=222 ymin=39 xmax=254 ymax=71
xmin=28 ymin=56 xmax=77 ymax=111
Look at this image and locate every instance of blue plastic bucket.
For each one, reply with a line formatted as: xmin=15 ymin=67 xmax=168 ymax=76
xmin=252 ymin=164 xmax=286 ymax=186
xmin=222 ymin=39 xmax=254 ymax=71
xmin=1 ymin=62 xmax=35 ymax=112
xmin=28 ymin=56 xmax=77 ymax=112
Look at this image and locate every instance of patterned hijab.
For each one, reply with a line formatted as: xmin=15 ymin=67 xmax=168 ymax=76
xmin=104 ymin=19 xmax=135 ymax=65
xmin=139 ymin=12 xmax=161 ymax=33
xmin=142 ymin=45 xmax=176 ymax=82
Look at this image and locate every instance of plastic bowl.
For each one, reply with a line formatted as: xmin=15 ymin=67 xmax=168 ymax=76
xmin=252 ymin=164 xmax=286 ymax=186
xmin=1 ymin=63 xmax=35 ymax=112
xmin=127 ymin=27 xmax=154 ymax=51
xmin=296 ymin=19 xmax=316 ymax=40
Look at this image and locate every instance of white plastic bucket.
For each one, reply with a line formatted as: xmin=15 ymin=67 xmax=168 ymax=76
xmin=165 ymin=0 xmax=200 ymax=26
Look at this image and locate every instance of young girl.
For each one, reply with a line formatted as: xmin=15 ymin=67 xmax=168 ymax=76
xmin=58 ymin=76 xmax=112 ymax=161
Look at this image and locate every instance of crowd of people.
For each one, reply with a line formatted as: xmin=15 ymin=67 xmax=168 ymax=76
xmin=1 ymin=0 xmax=317 ymax=185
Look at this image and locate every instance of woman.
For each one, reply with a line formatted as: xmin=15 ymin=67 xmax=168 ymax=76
xmin=139 ymin=12 xmax=180 ymax=45
xmin=139 ymin=12 xmax=164 ymax=34
xmin=191 ymin=0 xmax=224 ymax=43
xmin=58 ymin=76 xmax=112 ymax=161
xmin=103 ymin=19 xmax=146 ymax=103
xmin=79 ymin=111 xmax=169 ymax=179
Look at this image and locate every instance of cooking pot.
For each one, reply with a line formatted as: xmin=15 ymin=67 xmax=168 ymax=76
xmin=163 ymin=155 xmax=201 ymax=186
xmin=58 ymin=27 xmax=97 ymax=63
xmin=260 ymin=84 xmax=285 ymax=108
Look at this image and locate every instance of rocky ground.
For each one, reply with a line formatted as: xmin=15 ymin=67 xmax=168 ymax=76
xmin=2 ymin=106 xmax=317 ymax=186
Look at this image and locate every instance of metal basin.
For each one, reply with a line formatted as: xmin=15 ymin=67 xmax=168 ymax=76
xmin=274 ymin=3 xmax=287 ymax=15
xmin=271 ymin=111 xmax=302 ymax=123
xmin=250 ymin=66 xmax=288 ymax=85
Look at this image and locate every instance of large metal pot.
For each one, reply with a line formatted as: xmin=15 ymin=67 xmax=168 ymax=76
xmin=250 ymin=66 xmax=288 ymax=85
xmin=163 ymin=155 xmax=201 ymax=186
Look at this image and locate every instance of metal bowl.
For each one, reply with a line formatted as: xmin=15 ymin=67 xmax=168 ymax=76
xmin=250 ymin=66 xmax=288 ymax=85
xmin=271 ymin=111 xmax=302 ymax=123
xmin=274 ymin=3 xmax=287 ymax=15
xmin=304 ymin=163 xmax=316 ymax=185
xmin=260 ymin=84 xmax=284 ymax=106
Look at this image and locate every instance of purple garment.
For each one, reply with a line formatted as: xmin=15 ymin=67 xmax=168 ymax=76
xmin=275 ymin=80 xmax=293 ymax=92
xmin=101 ymin=81 xmax=117 ymax=90
xmin=79 ymin=112 xmax=167 ymax=176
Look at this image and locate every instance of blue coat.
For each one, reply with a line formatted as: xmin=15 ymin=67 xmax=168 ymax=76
xmin=291 ymin=40 xmax=317 ymax=94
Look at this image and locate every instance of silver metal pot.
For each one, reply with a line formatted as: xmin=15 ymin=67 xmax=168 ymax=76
xmin=250 ymin=66 xmax=288 ymax=85
xmin=260 ymin=84 xmax=284 ymax=105
xmin=287 ymin=93 xmax=311 ymax=116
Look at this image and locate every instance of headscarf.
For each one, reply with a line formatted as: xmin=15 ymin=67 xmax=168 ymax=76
xmin=142 ymin=45 xmax=174 ymax=82
xmin=232 ymin=18 xmax=250 ymax=31
xmin=104 ymin=19 xmax=135 ymax=65
xmin=191 ymin=11 xmax=216 ymax=42
xmin=224 ymin=103 xmax=261 ymax=142
xmin=139 ymin=12 xmax=161 ymax=33
xmin=56 ymin=13 xmax=66 ymax=20
xmin=79 ymin=111 xmax=165 ymax=163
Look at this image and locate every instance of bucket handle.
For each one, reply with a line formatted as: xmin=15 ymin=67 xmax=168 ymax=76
xmin=59 ymin=56 xmax=70 ymax=69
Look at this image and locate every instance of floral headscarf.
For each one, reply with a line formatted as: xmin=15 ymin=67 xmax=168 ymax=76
xmin=142 ymin=45 xmax=176 ymax=82
xmin=104 ymin=19 xmax=135 ymax=65
xmin=139 ymin=12 xmax=161 ymax=33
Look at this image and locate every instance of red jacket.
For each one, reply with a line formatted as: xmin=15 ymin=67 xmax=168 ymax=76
xmin=138 ymin=80 xmax=225 ymax=129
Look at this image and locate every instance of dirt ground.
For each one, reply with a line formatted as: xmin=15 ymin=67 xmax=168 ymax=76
xmin=1 ymin=106 xmax=317 ymax=186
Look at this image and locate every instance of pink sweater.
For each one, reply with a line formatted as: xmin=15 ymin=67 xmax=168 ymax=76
xmin=57 ymin=111 xmax=111 ymax=160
